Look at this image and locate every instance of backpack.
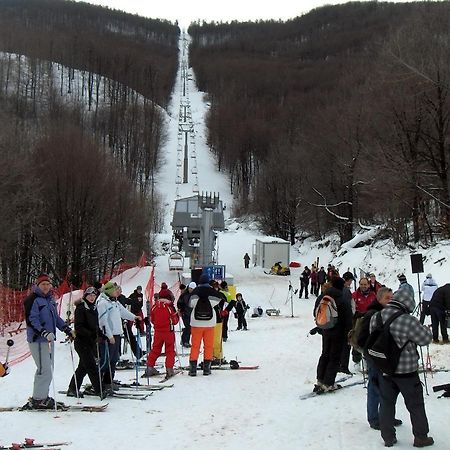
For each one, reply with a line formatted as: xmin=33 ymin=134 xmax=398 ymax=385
xmin=364 ymin=310 xmax=408 ymax=376
xmin=194 ymin=296 xmax=213 ymax=321
xmin=314 ymin=295 xmax=338 ymax=329
xmin=348 ymin=315 xmax=365 ymax=352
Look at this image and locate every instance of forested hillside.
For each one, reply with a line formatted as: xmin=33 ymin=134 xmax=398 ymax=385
xmin=188 ymin=1 xmax=450 ymax=247
xmin=0 ymin=0 xmax=179 ymax=288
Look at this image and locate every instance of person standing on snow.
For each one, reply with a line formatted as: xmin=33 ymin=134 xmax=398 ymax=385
xmin=235 ymin=293 xmax=249 ymax=330
xmin=355 ymin=287 xmax=402 ymax=431
xmin=177 ymin=282 xmax=195 ymax=348
xmin=67 ymin=286 xmax=106 ymax=399
xmin=23 ymin=274 xmax=74 ymax=410
xmin=338 ymin=271 xmax=356 ymax=375
xmin=420 ymin=274 xmax=438 ymax=325
xmin=143 ymin=287 xmax=179 ymax=379
xmin=368 ymin=273 xmax=383 ymax=294
xmin=317 ymin=266 xmax=327 ymax=293
xmin=243 ymin=252 xmax=251 ymax=269
xmin=369 ymin=289 xmax=433 ymax=448
xmin=97 ymin=281 xmax=141 ymax=393
xmin=313 ymin=277 xmax=353 ymax=393
xmin=299 ymin=266 xmax=311 ymax=299
xmin=188 ymin=274 xmax=223 ymax=376
xmin=397 ymin=274 xmax=415 ymax=301
xmin=429 ymin=283 xmax=450 ymax=344
xmin=220 ymin=281 xmax=236 ymax=342
xmin=310 ymin=266 xmax=319 ymax=296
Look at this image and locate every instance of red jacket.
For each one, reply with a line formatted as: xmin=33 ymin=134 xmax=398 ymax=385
xmin=150 ymin=299 xmax=179 ymax=332
xmin=352 ymin=289 xmax=376 ymax=314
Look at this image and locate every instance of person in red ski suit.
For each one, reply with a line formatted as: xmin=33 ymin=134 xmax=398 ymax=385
xmin=144 ymin=285 xmax=179 ymax=378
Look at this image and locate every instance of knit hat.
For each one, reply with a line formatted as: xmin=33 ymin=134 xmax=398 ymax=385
xmin=188 ymin=281 xmax=197 ymax=289
xmin=36 ymin=274 xmax=51 ymax=286
xmin=331 ymin=277 xmax=345 ymax=290
xmin=397 ymin=274 xmax=407 ymax=283
xmin=136 ymin=285 xmax=142 ymax=290
xmin=199 ymin=273 xmax=210 ymax=285
xmin=103 ymin=281 xmax=117 ymax=297
xmin=179 ymin=283 xmax=186 ymax=290
xmin=220 ymin=281 xmax=228 ymax=289
xmin=161 ymin=282 xmax=168 ymax=290
xmin=389 ymin=289 xmax=415 ymax=313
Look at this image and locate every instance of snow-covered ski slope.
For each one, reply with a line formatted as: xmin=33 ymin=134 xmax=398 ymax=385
xmin=1 ymin=33 xmax=450 ymax=450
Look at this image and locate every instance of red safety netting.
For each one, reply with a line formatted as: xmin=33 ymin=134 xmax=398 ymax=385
xmin=0 ymin=252 xmax=151 ymax=368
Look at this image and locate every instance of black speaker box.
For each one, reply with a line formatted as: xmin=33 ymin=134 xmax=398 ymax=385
xmin=410 ymin=254 xmax=424 ymax=274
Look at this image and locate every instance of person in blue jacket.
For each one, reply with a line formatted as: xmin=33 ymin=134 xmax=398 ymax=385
xmin=23 ymin=274 xmax=74 ymax=410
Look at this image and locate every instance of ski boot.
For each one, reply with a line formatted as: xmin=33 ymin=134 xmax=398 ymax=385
xmin=66 ymin=388 xmax=84 ymax=398
xmin=203 ymin=360 xmax=212 ymax=376
xmin=188 ymin=360 xmax=197 ymax=377
xmin=141 ymin=366 xmax=160 ymax=378
xmin=165 ymin=368 xmax=176 ymax=379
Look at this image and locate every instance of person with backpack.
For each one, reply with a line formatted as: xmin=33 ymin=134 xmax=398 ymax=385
xmin=142 ymin=286 xmax=180 ymax=379
xmin=188 ymin=274 xmax=223 ymax=376
xmin=354 ymin=287 xmax=402 ymax=431
xmin=313 ymin=277 xmax=353 ymax=393
xmin=367 ymin=289 xmax=433 ymax=448
xmin=420 ymin=275 xmax=438 ymax=325
xmin=23 ymin=274 xmax=74 ymax=410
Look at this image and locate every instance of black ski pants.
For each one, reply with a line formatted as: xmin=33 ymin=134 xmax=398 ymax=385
xmin=237 ymin=312 xmax=247 ymax=330
xmin=316 ymin=331 xmax=345 ymax=386
xmin=430 ymin=306 xmax=448 ymax=341
xmin=222 ymin=314 xmax=229 ymax=340
xmin=123 ymin=322 xmax=139 ymax=358
xmin=69 ymin=340 xmax=101 ymax=394
xmin=299 ymin=281 xmax=309 ymax=299
xmin=379 ymin=372 xmax=429 ymax=443
xmin=181 ymin=313 xmax=191 ymax=345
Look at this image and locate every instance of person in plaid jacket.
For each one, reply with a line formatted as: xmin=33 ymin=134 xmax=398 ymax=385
xmin=369 ymin=289 xmax=433 ymax=448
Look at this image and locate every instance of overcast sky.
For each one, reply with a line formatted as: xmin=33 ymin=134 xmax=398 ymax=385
xmin=79 ymin=0 xmax=412 ymax=28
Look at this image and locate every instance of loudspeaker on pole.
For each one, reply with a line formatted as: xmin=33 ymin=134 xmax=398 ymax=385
xmin=410 ymin=253 xmax=424 ymax=274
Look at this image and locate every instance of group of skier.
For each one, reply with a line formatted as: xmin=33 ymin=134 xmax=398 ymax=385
xmin=22 ymin=272 xmax=250 ymax=409
xmin=312 ymin=269 xmax=450 ymax=448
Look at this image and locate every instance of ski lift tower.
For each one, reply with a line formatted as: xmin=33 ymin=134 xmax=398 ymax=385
xmin=198 ymin=192 xmax=220 ymax=266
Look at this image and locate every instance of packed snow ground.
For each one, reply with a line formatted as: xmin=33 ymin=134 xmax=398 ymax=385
xmin=1 ymin=34 xmax=450 ymax=450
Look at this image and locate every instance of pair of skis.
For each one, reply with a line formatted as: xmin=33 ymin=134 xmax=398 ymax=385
xmin=0 ymin=403 xmax=108 ymax=413
xmin=299 ymin=375 xmax=364 ymax=400
xmin=59 ymin=390 xmax=151 ymax=401
xmin=1 ymin=438 xmax=70 ymax=449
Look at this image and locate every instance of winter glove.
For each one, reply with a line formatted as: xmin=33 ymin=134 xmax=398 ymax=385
xmin=63 ymin=326 xmax=75 ymax=340
xmin=143 ymin=316 xmax=150 ymax=326
xmin=41 ymin=330 xmax=56 ymax=342
xmin=220 ymin=310 xmax=229 ymax=318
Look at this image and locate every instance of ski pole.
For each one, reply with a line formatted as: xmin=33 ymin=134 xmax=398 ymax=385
xmin=68 ymin=341 xmax=81 ymax=402
xmin=104 ymin=340 xmax=114 ymax=391
xmin=124 ymin=322 xmax=137 ymax=385
xmin=361 ymin=357 xmax=367 ymax=388
xmin=96 ymin=339 xmax=103 ymax=399
xmin=419 ymin=345 xmax=429 ymax=395
xmin=48 ymin=342 xmax=58 ymax=417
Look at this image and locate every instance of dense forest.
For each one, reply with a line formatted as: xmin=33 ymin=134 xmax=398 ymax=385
xmin=188 ymin=1 xmax=450 ymax=247
xmin=0 ymin=0 xmax=179 ymax=288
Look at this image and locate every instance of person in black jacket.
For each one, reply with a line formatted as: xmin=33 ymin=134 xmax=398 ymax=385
xmin=429 ymin=283 xmax=450 ymax=343
xmin=177 ymin=282 xmax=195 ymax=347
xmin=314 ymin=277 xmax=353 ymax=393
xmin=67 ymin=287 xmax=104 ymax=399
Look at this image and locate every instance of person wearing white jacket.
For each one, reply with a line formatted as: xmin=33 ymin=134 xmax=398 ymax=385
xmin=97 ymin=281 xmax=140 ymax=392
xmin=420 ymin=274 xmax=438 ymax=325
